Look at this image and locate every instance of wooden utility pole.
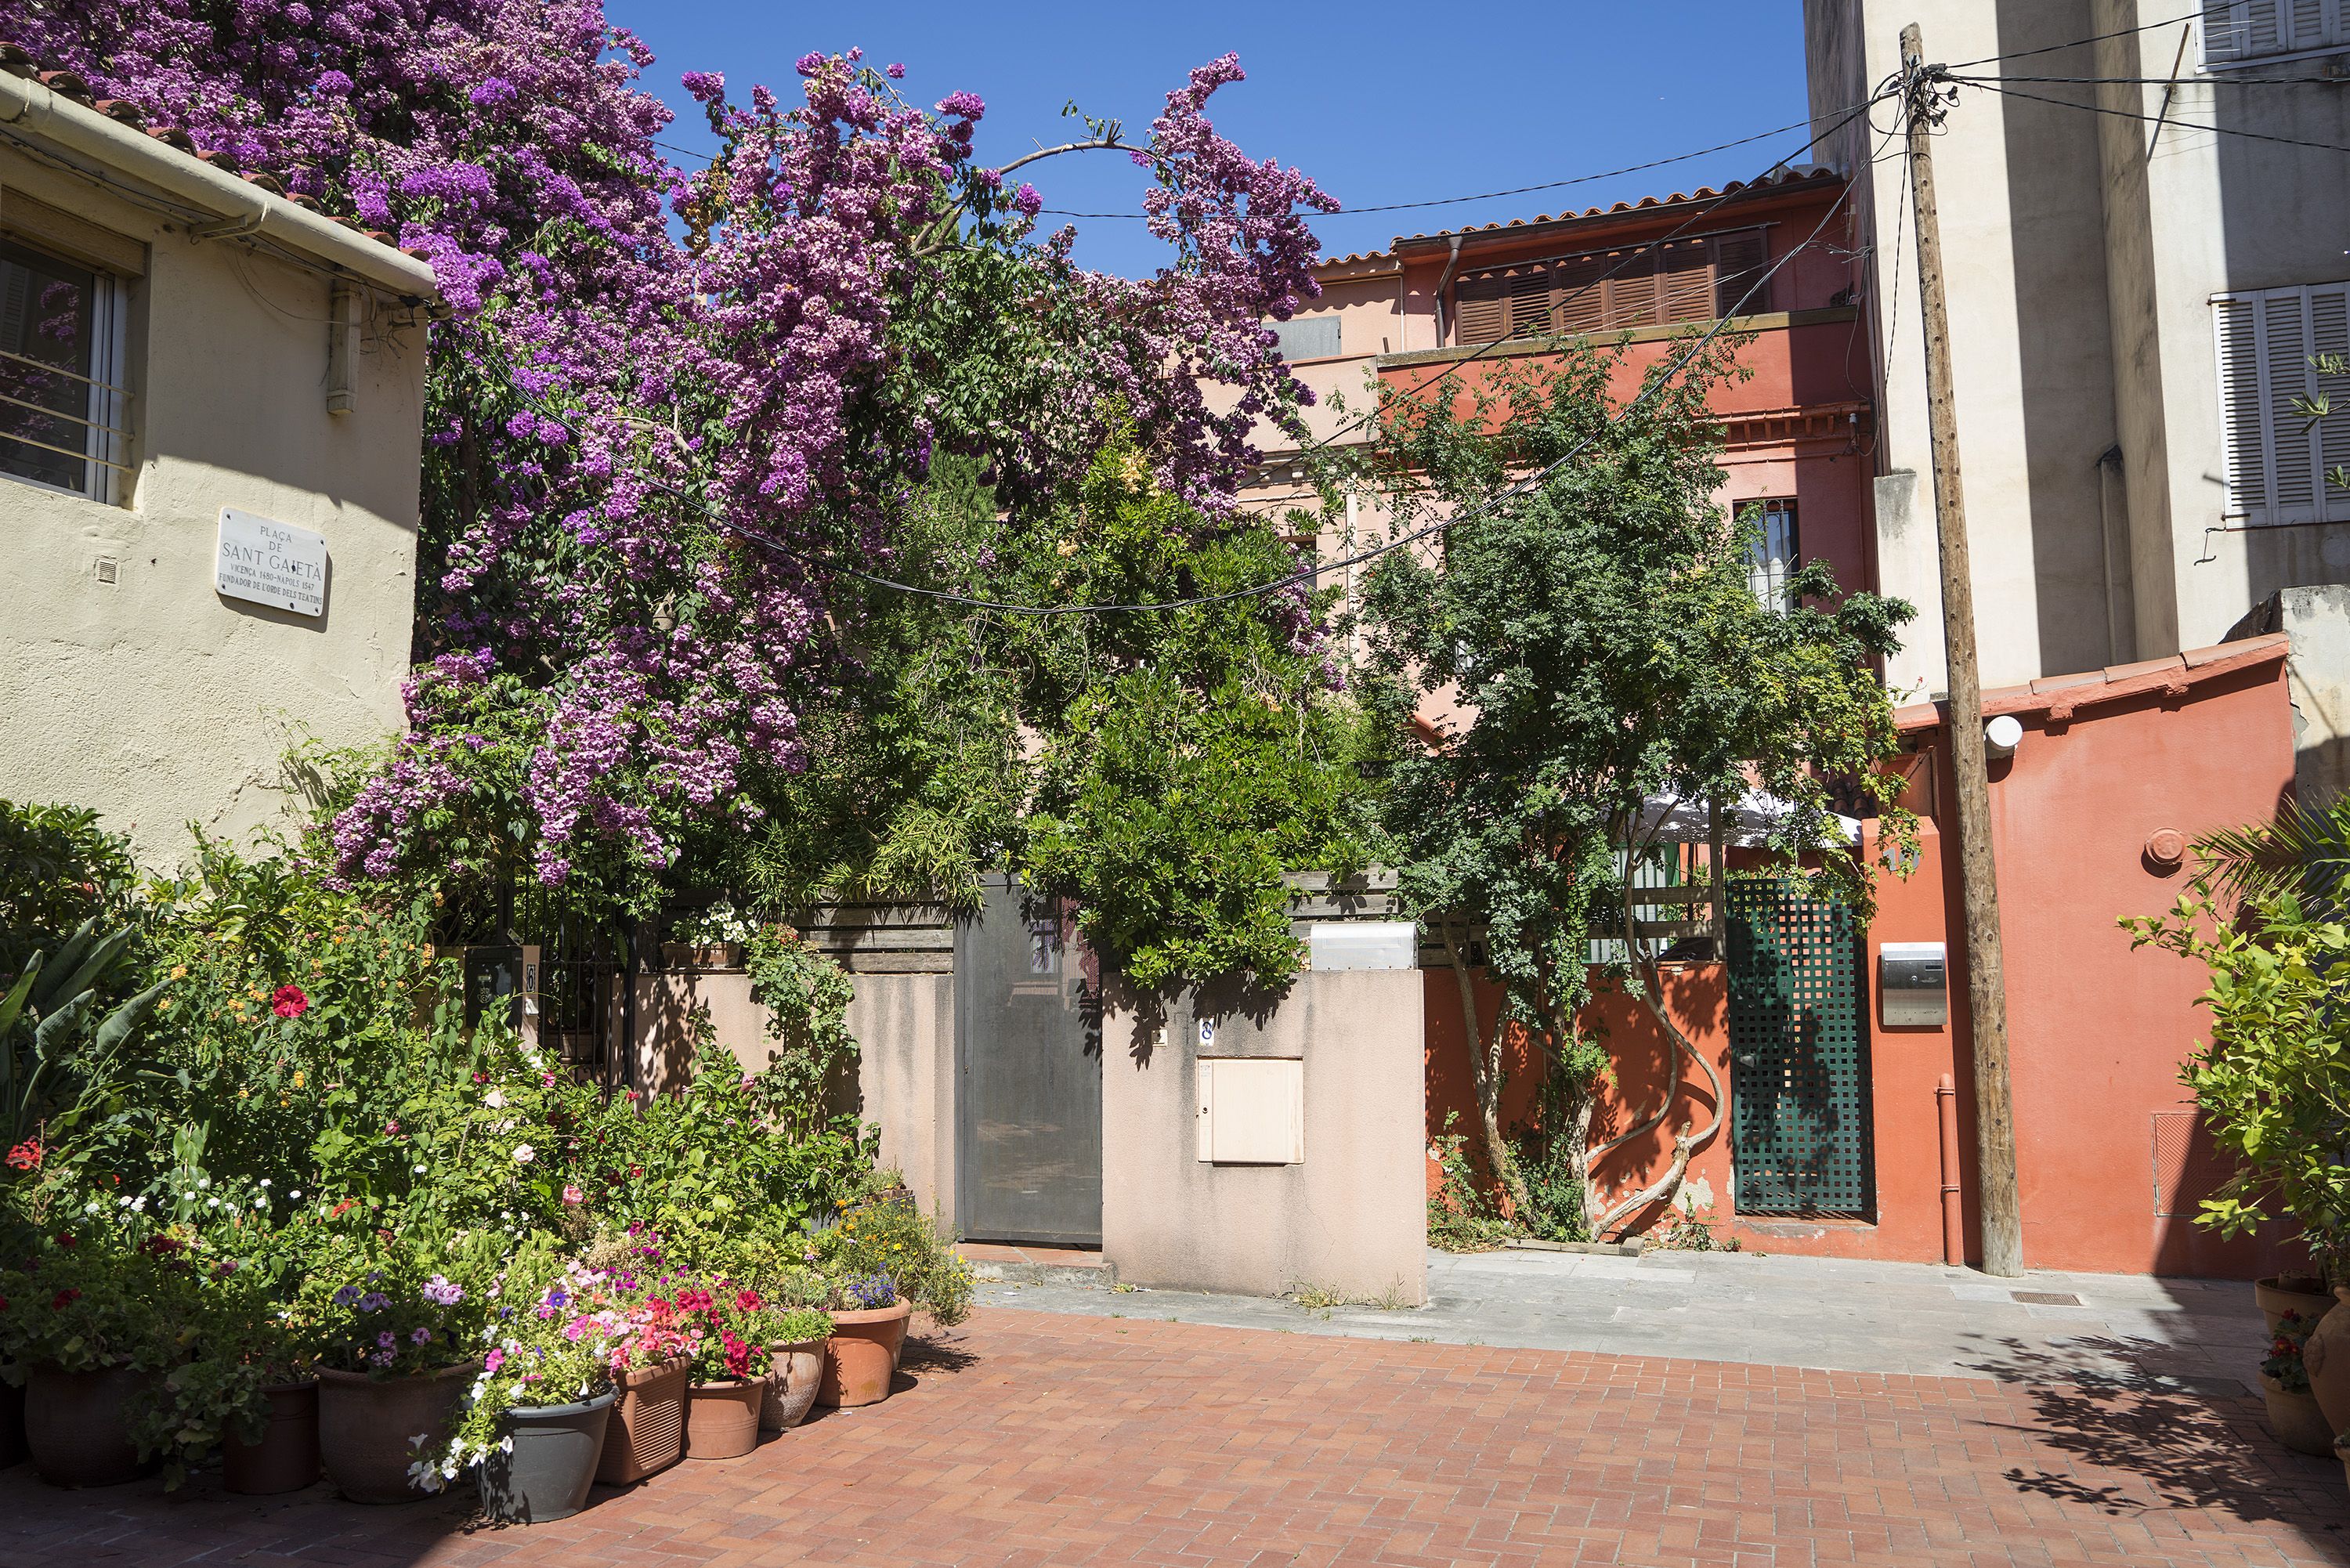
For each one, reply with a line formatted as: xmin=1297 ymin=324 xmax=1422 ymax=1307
xmin=1900 ymin=23 xmax=2023 ymax=1279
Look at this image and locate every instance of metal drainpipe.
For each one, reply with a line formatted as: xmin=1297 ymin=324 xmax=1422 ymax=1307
xmin=1432 ymin=235 xmax=1462 ymax=349
xmin=1936 ymin=1072 xmax=1965 ymax=1265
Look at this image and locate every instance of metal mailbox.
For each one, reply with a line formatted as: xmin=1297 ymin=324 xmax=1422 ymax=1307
xmin=1879 ymin=941 xmax=1947 ymax=1027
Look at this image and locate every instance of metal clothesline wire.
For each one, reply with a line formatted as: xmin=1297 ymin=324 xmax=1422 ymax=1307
xmin=459 ymin=150 xmax=1869 ymax=620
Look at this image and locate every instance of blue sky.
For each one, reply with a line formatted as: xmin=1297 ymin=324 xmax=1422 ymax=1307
xmin=608 ymin=2 xmax=1813 ymax=279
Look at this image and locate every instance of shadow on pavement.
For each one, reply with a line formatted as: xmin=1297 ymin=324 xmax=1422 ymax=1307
xmin=1960 ymin=1332 xmax=2349 ymax=1555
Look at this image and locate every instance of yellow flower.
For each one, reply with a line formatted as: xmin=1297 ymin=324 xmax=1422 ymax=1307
xmin=169 ymin=964 xmax=187 ymax=981
xmin=279 ymin=1095 xmax=289 ymax=1107
xmin=238 ymin=1088 xmax=250 ymax=1100
xmin=291 ymin=1071 xmax=306 ymax=1089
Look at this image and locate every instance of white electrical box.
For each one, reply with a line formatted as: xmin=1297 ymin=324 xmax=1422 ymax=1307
xmin=1195 ymin=1057 xmax=1304 ymax=1165
xmin=1307 ymin=921 xmax=1416 ymax=970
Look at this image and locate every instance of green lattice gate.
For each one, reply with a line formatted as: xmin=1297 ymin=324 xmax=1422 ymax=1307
xmin=1725 ymin=879 xmax=1875 ymax=1217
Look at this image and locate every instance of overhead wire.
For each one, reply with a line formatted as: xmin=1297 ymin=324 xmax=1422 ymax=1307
xmin=1945 ymin=6 xmax=2209 ymax=69
xmin=1954 ymin=77 xmax=2350 ymax=157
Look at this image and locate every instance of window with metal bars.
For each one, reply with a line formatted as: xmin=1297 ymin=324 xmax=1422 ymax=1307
xmin=1450 ymin=226 xmax=1772 ymax=347
xmin=2212 ymin=280 xmax=2350 ymax=526
xmin=0 ymin=236 xmax=129 ymax=502
xmin=1744 ymin=498 xmax=1800 ymax=611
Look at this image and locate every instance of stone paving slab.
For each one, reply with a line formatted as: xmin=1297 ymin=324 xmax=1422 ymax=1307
xmin=980 ymin=1248 xmax=2276 ymax=1393
xmin=0 ymin=1307 xmax=2341 ymax=1567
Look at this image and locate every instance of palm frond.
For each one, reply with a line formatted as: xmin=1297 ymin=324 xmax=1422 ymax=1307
xmin=2194 ymin=796 xmax=2350 ymax=918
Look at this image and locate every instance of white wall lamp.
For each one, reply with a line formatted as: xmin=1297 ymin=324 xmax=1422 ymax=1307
xmin=1983 ymin=714 xmax=2023 ymax=760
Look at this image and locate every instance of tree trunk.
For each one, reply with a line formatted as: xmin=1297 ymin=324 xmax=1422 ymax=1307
xmin=1587 ymin=874 xmax=1726 ymax=1237
xmin=1441 ymin=920 xmax=1530 ymax=1220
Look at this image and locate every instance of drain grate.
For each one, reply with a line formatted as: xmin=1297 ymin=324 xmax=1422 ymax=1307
xmin=2012 ymin=1291 xmax=2082 ymax=1306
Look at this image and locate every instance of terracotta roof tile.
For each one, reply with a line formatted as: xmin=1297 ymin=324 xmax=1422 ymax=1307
xmin=1391 ymin=165 xmax=1840 ymax=246
xmin=1896 ymin=635 xmax=2289 ymax=734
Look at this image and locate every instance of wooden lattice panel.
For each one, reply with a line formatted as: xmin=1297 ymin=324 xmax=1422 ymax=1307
xmin=1726 ymin=880 xmax=1876 ymax=1217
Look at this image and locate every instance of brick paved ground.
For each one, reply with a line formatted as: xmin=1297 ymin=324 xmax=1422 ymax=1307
xmin=2 ymin=1307 xmax=2345 ymax=1568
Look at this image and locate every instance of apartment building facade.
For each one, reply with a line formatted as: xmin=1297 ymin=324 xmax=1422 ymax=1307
xmin=1806 ymin=0 xmax=2350 ymax=792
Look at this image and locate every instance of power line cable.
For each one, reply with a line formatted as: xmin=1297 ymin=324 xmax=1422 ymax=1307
xmin=1955 ymin=77 xmax=2350 ymax=157
xmin=1946 ymin=7 xmax=2207 ymax=69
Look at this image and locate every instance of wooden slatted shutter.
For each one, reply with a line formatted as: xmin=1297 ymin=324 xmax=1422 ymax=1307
xmin=1659 ymin=240 xmax=1714 ymax=323
xmin=1712 ymin=229 xmax=1771 ymax=319
xmin=1603 ymin=248 xmax=1661 ymax=330
xmin=1556 ymin=255 xmax=1608 ymax=336
xmin=2214 ymin=282 xmax=2350 ymax=525
xmin=1453 ymin=271 xmax=1506 ymax=345
xmin=1506 ymin=266 xmax=1555 ymax=338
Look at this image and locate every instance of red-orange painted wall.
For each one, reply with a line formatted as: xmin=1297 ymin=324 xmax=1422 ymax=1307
xmin=1421 ymin=645 xmax=2302 ymax=1277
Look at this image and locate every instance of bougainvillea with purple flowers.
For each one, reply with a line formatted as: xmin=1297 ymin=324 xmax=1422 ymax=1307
xmin=14 ymin=4 xmax=1336 ymax=906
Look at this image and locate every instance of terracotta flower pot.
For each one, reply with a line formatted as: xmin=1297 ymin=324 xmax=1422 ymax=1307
xmin=0 ymin=1373 xmax=26 ymax=1469
xmin=316 ymin=1362 xmax=475 ymax=1504
xmin=222 ymin=1380 xmax=320 ymax=1495
xmin=760 ymin=1339 xmax=826 ymax=1433
xmin=817 ymin=1301 xmax=912 ymax=1409
xmin=685 ymin=1380 xmax=762 ymax=1461
xmin=2258 ymin=1276 xmax=2336 ymax=1335
xmin=595 ymin=1354 xmax=689 ymax=1485
xmin=481 ymin=1389 xmax=615 ymax=1523
xmin=2261 ymin=1373 xmax=2337 ymax=1457
xmin=2301 ymin=1288 xmax=2350 ymax=1440
xmin=24 ymin=1364 xmax=156 ymax=1487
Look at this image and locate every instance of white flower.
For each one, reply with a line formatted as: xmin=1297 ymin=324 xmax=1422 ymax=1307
xmin=205 ymin=1197 xmax=220 ymax=1209
xmin=197 ymin=1177 xmax=209 ymax=1189
xmin=117 ymin=1196 xmax=131 ymax=1208
xmin=252 ymin=1195 xmax=266 ymax=1210
xmin=412 ymin=1164 xmax=427 ymax=1176
xmin=289 ymin=1190 xmax=302 ymax=1201
xmin=512 ymin=1144 xmax=536 ymax=1164
xmin=484 ymin=1089 xmax=506 ymax=1109
xmin=130 ymin=1197 xmax=145 ymax=1213
xmin=258 ymin=1178 xmax=270 ymax=1187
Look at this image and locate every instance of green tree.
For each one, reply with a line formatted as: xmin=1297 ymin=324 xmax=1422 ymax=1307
xmin=1354 ymin=341 xmax=1914 ymax=1234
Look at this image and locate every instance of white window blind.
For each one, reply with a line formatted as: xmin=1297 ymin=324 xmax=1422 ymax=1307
xmin=2213 ymin=281 xmax=2350 ymax=526
xmin=2203 ymin=0 xmax=2349 ymax=67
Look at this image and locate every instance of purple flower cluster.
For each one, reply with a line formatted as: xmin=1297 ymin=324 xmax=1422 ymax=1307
xmin=19 ymin=5 xmax=1333 ymax=893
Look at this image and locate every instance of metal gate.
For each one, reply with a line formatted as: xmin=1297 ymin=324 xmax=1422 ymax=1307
xmin=1726 ymin=878 xmax=1875 ymax=1217
xmin=953 ymin=876 xmax=1102 ymax=1245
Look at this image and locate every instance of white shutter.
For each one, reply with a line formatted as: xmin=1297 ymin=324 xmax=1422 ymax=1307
xmin=2216 ymin=295 xmax=2268 ymax=518
xmin=2203 ymin=0 xmax=2344 ymax=63
xmin=2214 ymin=281 xmax=2350 ymax=526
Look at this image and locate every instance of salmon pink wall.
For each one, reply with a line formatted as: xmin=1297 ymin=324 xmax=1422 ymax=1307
xmin=1419 ymin=641 xmax=2301 ymax=1276
xmin=1972 ymin=658 xmax=2298 ymax=1276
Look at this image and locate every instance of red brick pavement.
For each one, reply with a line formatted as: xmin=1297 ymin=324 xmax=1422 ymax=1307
xmin=0 ymin=1307 xmax=2344 ymax=1568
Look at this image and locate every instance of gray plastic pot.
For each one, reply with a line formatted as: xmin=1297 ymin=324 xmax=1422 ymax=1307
xmin=480 ymin=1389 xmax=616 ymax=1524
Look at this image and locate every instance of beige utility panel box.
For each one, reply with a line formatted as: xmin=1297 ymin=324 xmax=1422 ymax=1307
xmin=1195 ymin=1057 xmax=1305 ymax=1165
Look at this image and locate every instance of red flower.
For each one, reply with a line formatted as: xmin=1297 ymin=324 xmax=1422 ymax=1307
xmin=735 ymin=1289 xmax=762 ymax=1312
xmin=330 ymin=1198 xmax=358 ymax=1219
xmin=49 ymin=1288 xmax=80 ymax=1310
xmin=720 ymin=1330 xmax=754 ymax=1380
xmin=53 ymin=1234 xmax=74 ymax=1249
xmin=271 ymin=984 xmax=309 ymax=1019
xmin=5 ymin=1140 xmax=42 ymax=1171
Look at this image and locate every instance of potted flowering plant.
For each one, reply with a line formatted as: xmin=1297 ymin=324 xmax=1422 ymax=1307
xmin=678 ymin=1280 xmax=794 ymax=1460
xmin=135 ymin=1245 xmax=326 ymax=1494
xmin=306 ymin=1245 xmax=485 ymax=1504
xmin=0 ymin=1228 xmax=199 ymax=1487
xmin=425 ymin=1257 xmax=622 ymax=1523
xmin=580 ymin=1230 xmax=695 ymax=1486
xmin=818 ymin=1270 xmax=909 ymax=1409
xmin=2261 ymin=1310 xmax=2334 ymax=1457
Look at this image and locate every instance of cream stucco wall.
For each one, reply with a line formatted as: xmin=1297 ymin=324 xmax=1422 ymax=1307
xmin=631 ymin=969 xmax=960 ymax=1223
xmin=1098 ymin=969 xmax=1427 ymax=1304
xmin=0 ymin=145 xmax=427 ymax=864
